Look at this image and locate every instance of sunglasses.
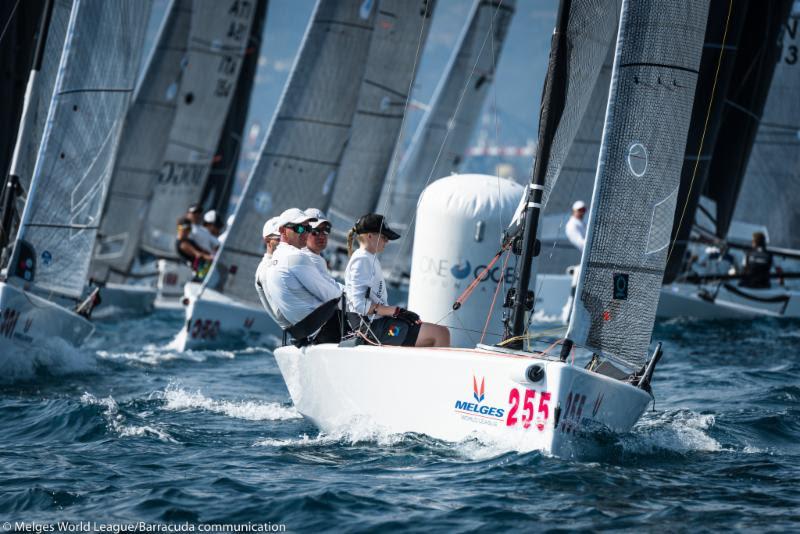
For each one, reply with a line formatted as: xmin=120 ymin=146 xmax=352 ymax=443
xmin=286 ymin=224 xmax=311 ymax=234
xmin=310 ymin=227 xmax=331 ymax=236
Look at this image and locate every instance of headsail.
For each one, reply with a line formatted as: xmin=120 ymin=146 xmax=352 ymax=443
xmin=205 ymin=0 xmax=377 ymax=306
xmin=91 ymin=0 xmax=192 ymax=281
xmin=566 ymin=0 xmax=709 ymax=369
xmin=140 ymin=0 xmax=258 ymax=258
xmin=731 ymin=4 xmax=800 ymax=250
xmin=8 ymin=0 xmax=150 ymax=298
xmin=327 ymin=0 xmax=435 ymax=245
xmin=379 ymin=0 xmax=515 ymax=244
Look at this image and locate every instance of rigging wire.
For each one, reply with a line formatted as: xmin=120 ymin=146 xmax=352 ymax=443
xmin=0 ymin=0 xmax=21 ymax=47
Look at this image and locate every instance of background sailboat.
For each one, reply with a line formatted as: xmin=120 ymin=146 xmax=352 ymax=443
xmin=0 ymin=0 xmax=150 ymax=353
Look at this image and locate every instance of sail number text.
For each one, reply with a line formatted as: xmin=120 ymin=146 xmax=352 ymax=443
xmin=506 ymin=388 xmax=551 ymax=430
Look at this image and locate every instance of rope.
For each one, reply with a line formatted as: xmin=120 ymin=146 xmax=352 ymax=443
xmin=480 ymin=249 xmax=510 ymax=344
xmin=665 ymin=0 xmax=734 ymax=267
xmin=452 ymin=246 xmax=506 ymax=310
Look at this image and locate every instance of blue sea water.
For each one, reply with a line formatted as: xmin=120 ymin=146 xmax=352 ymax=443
xmin=1 ymin=310 xmax=799 ymax=532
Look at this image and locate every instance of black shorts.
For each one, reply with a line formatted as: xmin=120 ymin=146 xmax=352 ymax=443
xmin=367 ymin=317 xmax=420 ymax=347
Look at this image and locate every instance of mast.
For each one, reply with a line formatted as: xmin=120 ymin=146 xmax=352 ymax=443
xmin=504 ymin=0 xmax=571 ymax=344
xmin=0 ymin=0 xmax=53 ymax=253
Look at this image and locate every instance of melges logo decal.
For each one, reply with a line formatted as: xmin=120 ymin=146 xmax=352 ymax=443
xmin=454 ymin=375 xmax=505 ymax=424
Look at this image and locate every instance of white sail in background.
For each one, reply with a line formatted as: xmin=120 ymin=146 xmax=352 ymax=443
xmin=92 ymin=0 xmax=192 ymax=281
xmin=732 ymin=4 xmax=800 ymax=250
xmin=378 ymin=0 xmax=515 ymax=242
xmin=141 ymin=0 xmax=258 ymax=258
xmin=12 ymin=0 xmax=74 ymax=215
xmin=8 ymin=0 xmax=151 ymax=299
xmin=205 ymin=0 xmax=377 ymax=306
xmin=567 ymin=0 xmax=709 ymax=369
xmin=327 ymin=0 xmax=435 ymax=243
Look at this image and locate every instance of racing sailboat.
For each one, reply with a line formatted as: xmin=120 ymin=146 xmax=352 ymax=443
xmin=658 ymin=0 xmax=798 ymax=318
xmin=274 ymin=0 xmax=710 ymax=456
xmin=0 ymin=0 xmax=149 ymax=352
xmin=177 ymin=0 xmax=432 ymax=350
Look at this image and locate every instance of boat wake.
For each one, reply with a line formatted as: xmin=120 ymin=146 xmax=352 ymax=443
xmin=80 ymin=392 xmax=176 ymax=442
xmin=157 ymin=383 xmax=300 ymax=421
xmin=0 ymin=337 xmax=96 ymax=384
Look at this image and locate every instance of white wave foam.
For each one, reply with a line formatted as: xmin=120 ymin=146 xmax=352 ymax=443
xmin=0 ymin=337 xmax=96 ymax=384
xmin=81 ymin=392 xmax=175 ymax=442
xmin=159 ymin=384 xmax=300 ymax=421
xmin=625 ymin=410 xmax=722 ymax=454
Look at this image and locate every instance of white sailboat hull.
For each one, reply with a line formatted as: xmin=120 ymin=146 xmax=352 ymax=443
xmin=175 ymin=286 xmax=281 ymax=351
xmin=657 ymin=282 xmax=800 ymax=319
xmin=0 ymin=281 xmax=94 ymax=352
xmin=154 ymin=259 xmax=193 ymax=310
xmin=274 ymin=343 xmax=651 ymax=457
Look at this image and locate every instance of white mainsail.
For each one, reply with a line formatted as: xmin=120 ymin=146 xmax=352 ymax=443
xmin=8 ymin=0 xmax=150 ymax=299
xmin=326 ymin=0 xmax=435 ymax=243
xmin=140 ymin=0 xmax=258 ymax=258
xmin=204 ymin=0 xmax=377 ymax=306
xmin=378 ymin=0 xmax=515 ymax=242
xmin=91 ymin=0 xmax=192 ymax=281
xmin=567 ymin=0 xmax=710 ymax=369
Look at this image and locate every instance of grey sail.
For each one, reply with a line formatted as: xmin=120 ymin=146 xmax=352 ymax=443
xmin=538 ymin=37 xmax=616 ymax=275
xmin=8 ymin=0 xmax=150 ymax=299
xmin=567 ymin=0 xmax=709 ymax=370
xmin=141 ymin=0 xmax=258 ymax=258
xmin=732 ymin=5 xmax=800 ymax=250
xmin=379 ymin=0 xmax=515 ymax=242
xmin=11 ymin=0 xmax=74 ymax=218
xmin=207 ymin=0 xmax=377 ymax=306
xmin=327 ymin=0 xmax=435 ymax=243
xmin=92 ymin=0 xmax=192 ymax=281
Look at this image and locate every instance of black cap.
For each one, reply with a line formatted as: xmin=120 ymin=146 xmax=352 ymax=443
xmin=188 ymin=204 xmax=202 ymax=214
xmin=354 ymin=213 xmax=400 ymax=240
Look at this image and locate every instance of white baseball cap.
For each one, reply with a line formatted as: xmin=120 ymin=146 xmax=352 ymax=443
xmin=572 ymin=200 xmax=587 ymax=211
xmin=262 ymin=216 xmax=280 ymax=239
xmin=275 ymin=207 xmax=315 ymax=229
xmin=203 ymin=209 xmax=218 ymax=224
xmin=304 ymin=208 xmax=330 ymax=228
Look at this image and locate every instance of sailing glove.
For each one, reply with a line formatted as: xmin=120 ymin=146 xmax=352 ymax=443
xmin=393 ymin=307 xmax=420 ymax=324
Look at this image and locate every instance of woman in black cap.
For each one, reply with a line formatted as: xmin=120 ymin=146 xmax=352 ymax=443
xmin=345 ymin=213 xmax=450 ymax=347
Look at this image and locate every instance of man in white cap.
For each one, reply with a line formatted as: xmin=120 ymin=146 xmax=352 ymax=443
xmin=565 ymin=200 xmax=587 ymax=252
xmin=254 ymin=216 xmax=287 ymax=328
xmin=303 ymin=208 xmax=332 ymax=275
xmin=203 ymin=210 xmax=224 ymax=238
xmin=265 ymin=208 xmax=344 ymax=343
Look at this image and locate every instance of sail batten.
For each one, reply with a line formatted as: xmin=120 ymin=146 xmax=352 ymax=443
xmin=566 ymin=0 xmax=710 ymax=369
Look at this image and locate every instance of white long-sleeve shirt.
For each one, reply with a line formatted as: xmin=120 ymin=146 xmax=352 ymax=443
xmin=565 ymin=215 xmax=586 ymax=252
xmin=345 ymin=248 xmax=388 ymax=319
xmin=254 ymin=251 xmax=289 ymax=329
xmin=265 ymin=242 xmax=343 ymax=325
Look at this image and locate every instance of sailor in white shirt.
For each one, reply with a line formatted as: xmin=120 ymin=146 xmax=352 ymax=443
xmin=254 ymin=216 xmax=288 ymax=328
xmin=187 ymin=204 xmax=219 ymax=253
xmin=265 ymin=208 xmax=344 ymax=342
xmin=565 ymin=200 xmax=587 ymax=252
xmin=303 ymin=208 xmax=334 ymax=277
xmin=345 ymin=213 xmax=450 ymax=347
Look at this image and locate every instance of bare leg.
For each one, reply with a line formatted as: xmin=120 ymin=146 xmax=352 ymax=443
xmin=415 ymin=322 xmax=450 ymax=347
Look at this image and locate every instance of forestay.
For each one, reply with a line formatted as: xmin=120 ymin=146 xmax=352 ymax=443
xmin=327 ymin=0 xmax=435 ymax=244
xmin=206 ymin=0 xmax=377 ymax=306
xmin=567 ymin=0 xmax=709 ymax=369
xmin=9 ymin=0 xmax=150 ymax=299
xmin=92 ymin=0 xmax=192 ymax=281
xmin=379 ymin=0 xmax=514 ymax=242
xmin=732 ymin=5 xmax=800 ymax=250
xmin=141 ymin=0 xmax=257 ymax=258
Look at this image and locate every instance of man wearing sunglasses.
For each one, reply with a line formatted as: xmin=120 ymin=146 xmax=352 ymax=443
xmin=265 ymin=208 xmax=345 ymax=344
xmin=303 ymin=208 xmax=332 ymax=275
